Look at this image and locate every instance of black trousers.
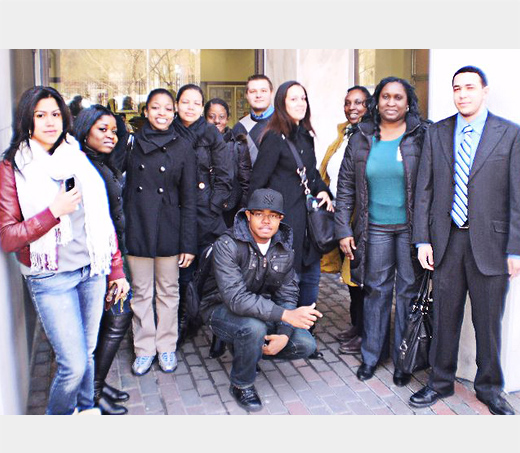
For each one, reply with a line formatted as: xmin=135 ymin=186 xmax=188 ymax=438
xmin=428 ymin=224 xmax=508 ymax=400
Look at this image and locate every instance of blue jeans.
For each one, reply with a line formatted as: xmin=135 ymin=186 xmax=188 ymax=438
xmin=25 ymin=266 xmax=105 ymax=414
xmin=209 ymin=304 xmax=316 ymax=388
xmin=297 ymin=258 xmax=321 ymax=307
xmin=361 ymin=226 xmax=419 ymax=368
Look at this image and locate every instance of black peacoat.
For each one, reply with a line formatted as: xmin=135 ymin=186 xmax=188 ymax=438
xmin=123 ymin=129 xmax=197 ymax=258
xmin=249 ymin=125 xmax=329 ymax=273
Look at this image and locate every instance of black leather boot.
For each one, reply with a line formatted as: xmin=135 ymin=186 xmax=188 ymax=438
xmin=94 ymin=311 xmax=133 ymax=415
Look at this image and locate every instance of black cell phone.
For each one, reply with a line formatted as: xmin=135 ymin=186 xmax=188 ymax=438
xmin=65 ymin=177 xmax=75 ymax=192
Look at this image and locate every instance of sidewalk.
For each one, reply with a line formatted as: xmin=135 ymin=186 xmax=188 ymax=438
xmin=26 ymin=273 xmax=520 ymax=415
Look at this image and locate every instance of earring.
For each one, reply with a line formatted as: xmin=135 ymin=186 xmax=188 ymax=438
xmin=28 ymin=130 xmax=32 ymax=138
xmin=406 ymin=106 xmax=409 ymax=112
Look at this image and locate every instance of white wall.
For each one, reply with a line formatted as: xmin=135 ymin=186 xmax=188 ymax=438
xmin=265 ymin=49 xmax=353 ymax=166
xmin=0 ymin=49 xmax=29 ymax=415
xmin=429 ymin=49 xmax=520 ymax=124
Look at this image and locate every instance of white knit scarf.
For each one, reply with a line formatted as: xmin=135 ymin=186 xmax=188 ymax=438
xmin=14 ymin=135 xmax=116 ymax=275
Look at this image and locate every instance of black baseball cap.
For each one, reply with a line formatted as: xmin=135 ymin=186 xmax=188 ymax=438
xmin=246 ymin=188 xmax=284 ymax=215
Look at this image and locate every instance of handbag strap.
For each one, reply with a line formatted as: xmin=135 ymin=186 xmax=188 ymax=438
xmin=282 ymin=135 xmax=311 ymax=195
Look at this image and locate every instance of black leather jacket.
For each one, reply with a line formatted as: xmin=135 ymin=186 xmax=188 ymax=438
xmin=199 ymin=209 xmax=298 ymax=338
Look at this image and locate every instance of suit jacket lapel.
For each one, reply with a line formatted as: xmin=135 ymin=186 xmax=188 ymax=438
xmin=439 ymin=115 xmax=456 ymax=172
xmin=469 ymin=113 xmax=505 ymax=181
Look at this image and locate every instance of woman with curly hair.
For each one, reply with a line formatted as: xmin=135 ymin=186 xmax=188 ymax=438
xmin=335 ymin=76 xmax=430 ymax=385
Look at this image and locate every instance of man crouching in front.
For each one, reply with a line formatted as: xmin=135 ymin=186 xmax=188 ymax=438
xmin=199 ymin=188 xmax=322 ymax=412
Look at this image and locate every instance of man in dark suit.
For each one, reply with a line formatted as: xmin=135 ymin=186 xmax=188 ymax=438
xmin=410 ymin=66 xmax=520 ymax=415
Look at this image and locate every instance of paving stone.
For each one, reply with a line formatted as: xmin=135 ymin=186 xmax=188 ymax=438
xmin=309 ymin=405 xmax=333 ymax=415
xmin=356 ymin=390 xmax=385 ymax=409
xmin=174 ymin=373 xmax=195 ymax=391
xmin=346 ymin=401 xmax=374 ymax=415
xmin=308 ymin=380 xmax=336 ymax=397
xmin=143 ymin=394 xmax=164 ymax=412
xmin=275 ymin=384 xmax=300 ymax=403
xmin=275 ymin=361 xmax=299 ymax=377
xmin=27 ymin=269 xmax=517 ymax=417
xmin=286 ymin=374 xmax=312 ymax=392
xmin=165 ymin=401 xmax=187 ymax=415
xmin=196 ymin=379 xmax=218 ymax=397
xmin=180 ymin=388 xmax=203 ymax=407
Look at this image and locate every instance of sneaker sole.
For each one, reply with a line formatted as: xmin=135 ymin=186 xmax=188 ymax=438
xmin=131 ymin=357 xmax=155 ymax=376
xmin=158 ymin=364 xmax=178 ymax=373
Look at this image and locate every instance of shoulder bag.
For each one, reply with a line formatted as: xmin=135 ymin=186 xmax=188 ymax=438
xmin=284 ymin=136 xmax=337 ymax=255
xmin=397 ymin=270 xmax=433 ymax=374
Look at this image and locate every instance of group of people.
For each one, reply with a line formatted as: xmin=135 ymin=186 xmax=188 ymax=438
xmin=0 ymin=65 xmax=517 ymax=416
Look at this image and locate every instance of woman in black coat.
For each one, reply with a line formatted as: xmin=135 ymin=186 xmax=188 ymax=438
xmin=123 ymin=88 xmax=197 ymax=376
xmin=249 ymin=81 xmax=333 ymax=312
xmin=172 ymin=85 xmax=233 ymax=249
xmin=73 ymin=105 xmax=132 ymax=415
xmin=204 ymin=97 xmax=252 ymax=227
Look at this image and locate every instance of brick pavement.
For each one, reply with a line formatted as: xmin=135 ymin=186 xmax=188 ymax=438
xmin=26 ymin=273 xmax=520 ymax=415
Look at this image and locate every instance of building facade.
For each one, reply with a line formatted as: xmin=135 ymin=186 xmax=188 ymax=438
xmin=1 ymin=49 xmax=519 ymax=414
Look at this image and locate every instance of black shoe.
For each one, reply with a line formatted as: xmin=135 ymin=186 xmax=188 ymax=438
xmin=477 ymin=393 xmax=515 ymax=415
xmin=229 ymin=384 xmax=262 ymax=412
xmin=356 ymin=363 xmax=376 ymax=381
xmin=338 ymin=336 xmax=362 ymax=355
xmin=102 ymin=382 xmax=129 ymax=403
xmin=96 ymin=394 xmax=128 ymax=415
xmin=393 ymin=369 xmax=412 ymax=387
xmin=409 ymin=386 xmax=445 ymax=408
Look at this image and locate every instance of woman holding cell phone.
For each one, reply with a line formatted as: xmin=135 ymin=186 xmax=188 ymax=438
xmin=0 ymin=86 xmax=128 ymax=415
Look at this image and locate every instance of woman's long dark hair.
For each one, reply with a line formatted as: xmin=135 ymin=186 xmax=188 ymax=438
xmin=368 ymin=76 xmax=420 ymax=140
xmin=264 ymin=80 xmax=315 ymax=138
xmin=73 ymin=104 xmax=116 ymax=146
xmin=3 ymin=86 xmax=72 ymax=169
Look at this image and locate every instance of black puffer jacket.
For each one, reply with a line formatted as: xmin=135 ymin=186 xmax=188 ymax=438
xmin=199 ymin=209 xmax=298 ymax=338
xmin=335 ymin=116 xmax=430 ymax=286
xmin=222 ymin=127 xmax=252 ymax=211
xmin=176 ymin=122 xmax=234 ymax=249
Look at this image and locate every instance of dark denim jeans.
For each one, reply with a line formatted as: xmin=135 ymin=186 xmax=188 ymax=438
xmin=25 ymin=265 xmax=105 ymax=414
xmin=297 ymin=258 xmax=321 ymax=307
xmin=209 ymin=303 xmax=316 ymax=388
xmin=361 ymin=225 xmax=419 ymax=368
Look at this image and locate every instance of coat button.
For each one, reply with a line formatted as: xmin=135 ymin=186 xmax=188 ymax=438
xmin=274 ymin=265 xmax=279 ymax=271
xmin=116 ymin=215 xmax=121 ymax=220
xmin=161 ymin=146 xmax=167 ymax=152
xmin=117 ymin=196 xmax=121 ymax=201
xmin=159 ymin=166 xmax=166 ymax=173
xmin=157 ymin=188 xmax=164 ymax=194
xmin=199 ymin=182 xmax=205 ymax=189
xmin=139 ymin=164 xmax=145 ymax=170
xmin=137 ymin=186 xmax=143 ymax=192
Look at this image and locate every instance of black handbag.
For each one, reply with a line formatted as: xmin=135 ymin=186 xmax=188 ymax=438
xmin=284 ymin=137 xmax=338 ymax=254
xmin=397 ymin=270 xmax=434 ymax=374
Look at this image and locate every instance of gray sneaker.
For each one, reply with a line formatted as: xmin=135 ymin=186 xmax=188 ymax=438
xmin=158 ymin=351 xmax=178 ymax=373
xmin=132 ymin=355 xmax=155 ymax=375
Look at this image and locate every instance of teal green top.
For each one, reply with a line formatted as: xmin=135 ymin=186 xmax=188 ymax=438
xmin=366 ymin=135 xmax=406 ymax=225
